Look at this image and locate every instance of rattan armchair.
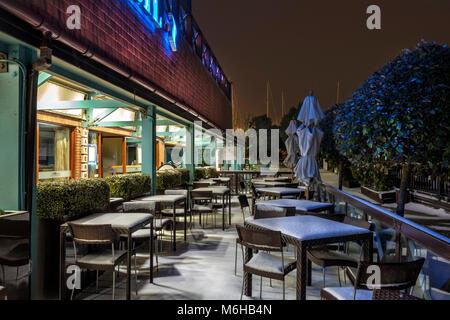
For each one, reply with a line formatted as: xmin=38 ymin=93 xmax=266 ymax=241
xmin=236 ymin=225 xmax=296 ymax=300
xmin=321 ymin=258 xmax=425 ymax=300
xmin=190 ymin=190 xmax=215 ymax=228
xmin=68 ymin=223 xmax=137 ymax=300
xmin=0 ymin=220 xmax=30 ymax=287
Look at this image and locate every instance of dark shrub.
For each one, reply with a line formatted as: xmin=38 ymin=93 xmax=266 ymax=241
xmin=104 ymin=173 xmax=151 ymax=201
xmin=36 ymin=179 xmax=110 ymax=221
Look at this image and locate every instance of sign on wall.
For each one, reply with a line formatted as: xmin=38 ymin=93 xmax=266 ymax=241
xmin=128 ymin=0 xmax=178 ymax=52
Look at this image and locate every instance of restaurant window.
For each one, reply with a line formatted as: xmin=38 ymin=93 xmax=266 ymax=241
xmin=126 ymin=141 xmax=142 ymax=173
xmin=38 ymin=123 xmax=71 ymax=181
xmin=88 ymin=132 xmax=99 ymax=178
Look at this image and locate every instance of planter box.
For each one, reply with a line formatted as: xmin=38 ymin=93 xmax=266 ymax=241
xmin=395 ymin=189 xmax=411 ymax=204
xmin=343 ymin=179 xmax=360 ymax=189
xmin=361 ymin=186 xmax=396 ymax=204
xmin=0 ymin=210 xmax=28 ymax=219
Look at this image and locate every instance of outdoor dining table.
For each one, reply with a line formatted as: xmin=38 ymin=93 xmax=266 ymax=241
xmin=252 ymin=180 xmax=294 ymax=188
xmin=257 ymin=199 xmax=334 ymax=215
xmin=192 ymin=186 xmax=231 ymax=231
xmin=59 ymin=213 xmax=153 ymax=300
xmin=261 ymin=177 xmax=292 ymax=182
xmin=212 ymin=177 xmax=231 ymax=188
xmin=244 ymin=215 xmax=373 ymax=300
xmin=256 ymin=187 xmax=306 ymax=199
xmin=135 ymin=194 xmax=187 ymax=251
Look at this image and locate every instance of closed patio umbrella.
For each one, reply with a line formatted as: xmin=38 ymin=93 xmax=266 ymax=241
xmin=283 ymin=120 xmax=299 ymax=169
xmin=294 ymin=92 xmax=325 ymax=186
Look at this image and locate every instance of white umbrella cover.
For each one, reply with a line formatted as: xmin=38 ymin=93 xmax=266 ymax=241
xmin=294 ymin=125 xmax=324 ymax=185
xmin=283 ymin=120 xmax=299 ymax=168
xmin=297 ymin=95 xmax=325 ymax=127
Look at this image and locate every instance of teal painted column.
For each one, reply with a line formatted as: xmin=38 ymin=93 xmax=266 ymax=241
xmin=142 ymin=108 xmax=156 ymax=194
xmin=0 ymin=44 xmax=28 ymax=210
xmin=187 ymin=124 xmax=195 ymax=181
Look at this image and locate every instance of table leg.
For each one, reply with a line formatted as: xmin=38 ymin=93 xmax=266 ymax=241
xmin=307 ymin=258 xmax=312 ymax=286
xmin=184 ymin=200 xmax=187 ymax=241
xmin=228 ymin=193 xmax=232 ymax=225
xmin=244 ymin=247 xmax=253 ymax=297
xmin=363 ymin=235 xmax=374 ymax=263
xmin=150 ymin=220 xmax=154 ymax=283
xmin=222 ymin=195 xmax=225 ymax=231
xmin=59 ymin=230 xmax=66 ymax=300
xmin=173 ymin=206 xmax=177 ymax=251
xmin=126 ymin=232 xmax=131 ymax=300
xmin=296 ymin=244 xmax=307 ymax=300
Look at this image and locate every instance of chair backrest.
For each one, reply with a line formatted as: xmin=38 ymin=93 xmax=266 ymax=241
xmin=236 ymin=225 xmax=283 ymax=252
xmin=355 ymin=258 xmax=425 ymax=292
xmin=238 ymin=195 xmax=250 ymax=209
xmin=0 ymin=220 xmax=29 ymax=239
xmin=68 ymin=223 xmax=113 ymax=245
xmin=193 ymin=182 xmax=211 ymax=189
xmin=190 ymin=190 xmax=213 ymax=202
xmin=165 ymin=189 xmax=188 ymax=197
xmin=250 ymin=183 xmax=259 ymax=199
xmin=343 ymin=216 xmax=373 ymax=231
xmin=254 ymin=205 xmax=295 ymax=219
xmin=239 ymin=181 xmax=247 ymax=191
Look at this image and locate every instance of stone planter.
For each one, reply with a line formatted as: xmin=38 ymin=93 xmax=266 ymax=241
xmin=361 ymin=186 xmax=396 ymax=204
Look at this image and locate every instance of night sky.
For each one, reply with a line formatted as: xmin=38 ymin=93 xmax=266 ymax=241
xmin=192 ymin=0 xmax=450 ymax=124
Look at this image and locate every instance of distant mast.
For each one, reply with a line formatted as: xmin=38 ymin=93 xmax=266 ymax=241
xmin=266 ymin=80 xmax=270 ymax=119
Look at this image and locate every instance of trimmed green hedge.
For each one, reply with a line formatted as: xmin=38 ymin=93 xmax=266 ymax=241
xmin=156 ymin=168 xmax=190 ymax=191
xmin=104 ymin=173 xmax=151 ymax=201
xmin=195 ymin=167 xmax=219 ymax=180
xmin=36 ymin=179 xmax=110 ymax=221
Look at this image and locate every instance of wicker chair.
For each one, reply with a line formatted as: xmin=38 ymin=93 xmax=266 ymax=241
xmin=0 ymin=220 xmax=30 ymax=286
xmin=307 ymin=216 xmax=373 ymax=288
xmin=193 ymin=182 xmax=211 ymax=189
xmin=190 ymin=190 xmax=215 ymax=228
xmin=236 ymin=225 xmax=296 ymax=300
xmin=68 ymin=223 xmax=137 ymax=300
xmin=160 ymin=190 xmax=189 ymax=230
xmin=0 ymin=286 xmax=5 ymax=300
xmin=321 ymin=258 xmax=425 ymax=300
xmin=234 ymin=205 xmax=295 ymax=276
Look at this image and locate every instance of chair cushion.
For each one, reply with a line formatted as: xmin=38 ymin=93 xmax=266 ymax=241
xmin=321 ymin=287 xmax=373 ymax=300
xmin=245 ymin=252 xmax=296 ymax=277
xmin=161 ymin=208 xmax=187 ymax=216
xmin=307 ymin=248 xmax=358 ymax=268
xmin=130 ymin=229 xmax=157 ymax=239
xmin=77 ymin=250 xmax=127 ymax=270
xmin=0 ymin=242 xmax=29 ymax=266
xmin=192 ymin=205 xmax=213 ymax=213
xmin=144 ymin=219 xmax=172 ymax=230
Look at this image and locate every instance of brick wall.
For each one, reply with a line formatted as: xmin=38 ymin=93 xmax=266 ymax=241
xmin=14 ymin=0 xmax=232 ymax=129
xmin=71 ymin=127 xmax=82 ymax=179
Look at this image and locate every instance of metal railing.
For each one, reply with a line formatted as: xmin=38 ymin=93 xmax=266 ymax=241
xmin=317 ymin=182 xmax=450 ymax=299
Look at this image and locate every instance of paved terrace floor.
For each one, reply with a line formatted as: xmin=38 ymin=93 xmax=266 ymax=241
xmin=75 ymin=196 xmax=347 ymax=301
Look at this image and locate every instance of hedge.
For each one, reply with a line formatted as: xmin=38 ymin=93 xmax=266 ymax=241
xmin=195 ymin=167 xmax=219 ymax=180
xmin=36 ymin=179 xmax=110 ymax=221
xmin=156 ymin=168 xmax=190 ymax=191
xmin=104 ymin=173 xmax=151 ymax=201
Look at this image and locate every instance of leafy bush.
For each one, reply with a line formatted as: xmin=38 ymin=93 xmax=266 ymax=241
xmin=351 ymin=167 xmax=394 ymax=191
xmin=156 ymin=169 xmax=190 ymax=191
xmin=335 ymin=41 xmax=450 ymax=180
xmin=104 ymin=173 xmax=151 ymax=201
xmin=37 ymin=179 xmax=110 ymax=221
xmin=176 ymin=168 xmax=190 ymax=185
xmin=195 ymin=167 xmax=218 ymax=180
